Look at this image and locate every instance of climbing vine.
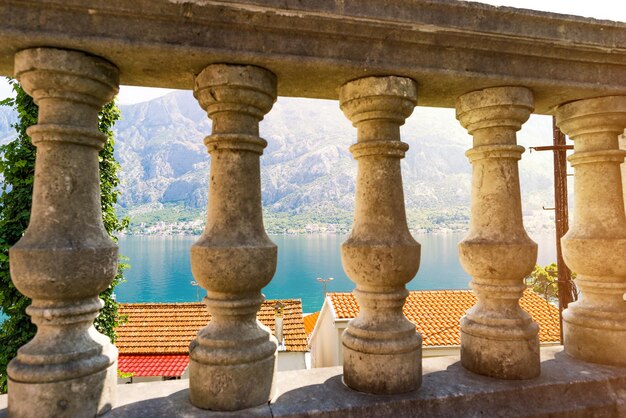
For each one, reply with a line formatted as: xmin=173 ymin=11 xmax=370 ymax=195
xmin=0 ymin=78 xmax=128 ymax=393
xmin=0 ymin=78 xmax=38 ymax=394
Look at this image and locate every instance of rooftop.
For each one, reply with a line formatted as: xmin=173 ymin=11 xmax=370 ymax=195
xmin=118 ymin=355 xmax=189 ymax=378
xmin=117 ymin=299 xmax=308 ymax=354
xmin=328 ymin=290 xmax=561 ymax=346
xmin=303 ymin=311 xmax=319 ymax=338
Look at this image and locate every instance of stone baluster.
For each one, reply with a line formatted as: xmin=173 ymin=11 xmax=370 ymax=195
xmin=456 ymin=86 xmax=540 ymax=379
xmin=619 ymin=131 xmax=626 ymax=212
xmin=7 ymin=48 xmax=119 ymax=417
xmin=189 ymin=64 xmax=278 ymax=410
xmin=555 ymin=96 xmax=626 ymax=366
xmin=339 ymin=76 xmax=422 ymax=394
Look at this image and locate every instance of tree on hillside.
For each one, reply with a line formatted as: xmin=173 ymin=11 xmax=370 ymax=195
xmin=0 ymin=78 xmax=128 ymax=393
xmin=525 ymin=263 xmax=578 ymax=304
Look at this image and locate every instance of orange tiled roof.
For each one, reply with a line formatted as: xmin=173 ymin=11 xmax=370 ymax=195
xmin=118 ymin=355 xmax=189 ymax=377
xmin=303 ymin=311 xmax=320 ymax=337
xmin=328 ymin=290 xmax=560 ymax=346
xmin=116 ymin=299 xmax=308 ymax=355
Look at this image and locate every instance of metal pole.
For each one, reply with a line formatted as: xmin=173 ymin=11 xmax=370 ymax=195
xmin=317 ymin=277 xmax=334 ymax=297
xmin=552 ymin=117 xmax=577 ymax=342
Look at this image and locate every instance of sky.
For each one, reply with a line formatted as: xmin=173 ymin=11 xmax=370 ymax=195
xmin=0 ymin=1 xmax=624 ymax=105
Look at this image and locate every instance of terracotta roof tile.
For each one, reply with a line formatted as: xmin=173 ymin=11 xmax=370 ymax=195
xmin=328 ymin=290 xmax=560 ymax=346
xmin=303 ymin=311 xmax=320 ymax=337
xmin=116 ymin=299 xmax=308 ymax=354
xmin=118 ymin=355 xmax=189 ymax=377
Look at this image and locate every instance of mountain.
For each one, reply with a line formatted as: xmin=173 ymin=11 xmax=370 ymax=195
xmin=0 ymin=91 xmax=557 ymax=233
xmin=0 ymin=104 xmax=17 ymax=144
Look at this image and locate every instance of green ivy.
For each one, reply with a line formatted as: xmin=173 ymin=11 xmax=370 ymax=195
xmin=0 ymin=78 xmax=128 ymax=393
xmin=0 ymin=79 xmax=37 ymax=395
xmin=94 ymin=100 xmax=130 ymax=340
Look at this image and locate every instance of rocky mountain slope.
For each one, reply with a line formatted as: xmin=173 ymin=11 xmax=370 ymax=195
xmin=0 ymin=91 xmax=557 ymax=233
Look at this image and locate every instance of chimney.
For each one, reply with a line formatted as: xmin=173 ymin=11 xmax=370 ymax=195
xmin=274 ymin=302 xmax=284 ymax=346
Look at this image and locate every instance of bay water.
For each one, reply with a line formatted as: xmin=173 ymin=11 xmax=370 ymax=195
xmin=116 ymin=232 xmax=557 ymax=313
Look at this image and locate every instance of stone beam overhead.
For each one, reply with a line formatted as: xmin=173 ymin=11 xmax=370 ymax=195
xmin=1 ymin=1 xmax=625 ymax=113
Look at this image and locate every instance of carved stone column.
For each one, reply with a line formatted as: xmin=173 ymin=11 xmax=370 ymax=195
xmin=619 ymin=131 xmax=626 ymax=211
xmin=339 ymin=76 xmax=422 ymax=394
xmin=189 ymin=64 xmax=278 ymax=410
xmin=555 ymin=96 xmax=626 ymax=366
xmin=456 ymin=86 xmax=540 ymax=379
xmin=7 ymin=48 xmax=119 ymax=417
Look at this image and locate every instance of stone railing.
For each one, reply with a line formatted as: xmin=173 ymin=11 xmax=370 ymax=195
xmin=0 ymin=1 xmax=625 ymax=417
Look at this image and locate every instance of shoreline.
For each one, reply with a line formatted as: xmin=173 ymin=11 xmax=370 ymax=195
xmin=117 ymin=227 xmax=556 ymax=238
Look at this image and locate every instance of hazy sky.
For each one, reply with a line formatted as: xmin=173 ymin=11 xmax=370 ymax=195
xmin=0 ymin=0 xmax=624 ymax=105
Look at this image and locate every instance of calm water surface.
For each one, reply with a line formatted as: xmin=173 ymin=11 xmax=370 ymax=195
xmin=116 ymin=232 xmax=557 ymax=313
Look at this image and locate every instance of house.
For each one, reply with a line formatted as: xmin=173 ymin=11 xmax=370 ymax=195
xmin=116 ymin=299 xmax=308 ymax=383
xmin=310 ymin=290 xmax=560 ymax=368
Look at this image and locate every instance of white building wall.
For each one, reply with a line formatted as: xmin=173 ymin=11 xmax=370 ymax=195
xmin=334 ymin=324 xmax=347 ymax=366
xmin=118 ymin=375 xmax=163 ymax=384
xmin=277 ymin=351 xmax=307 ymax=371
xmin=310 ymin=298 xmax=352 ymax=368
xmin=311 ymin=303 xmax=340 ymax=368
xmin=423 ymin=346 xmax=460 ymax=357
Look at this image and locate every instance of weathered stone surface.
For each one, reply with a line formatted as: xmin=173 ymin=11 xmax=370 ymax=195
xmin=556 ymin=96 xmax=626 ymax=367
xmin=0 ymin=1 xmax=625 ymax=113
xmin=270 ymin=347 xmax=626 ymax=418
xmin=4 ymin=346 xmax=623 ymax=418
xmin=621 ymin=132 xmax=626 ymax=210
xmin=189 ymin=64 xmax=278 ymax=410
xmin=6 ymin=48 xmax=119 ymax=417
xmin=456 ymin=86 xmax=540 ymax=379
xmin=106 ymin=380 xmax=272 ymax=418
xmin=339 ymin=76 xmax=422 ymax=394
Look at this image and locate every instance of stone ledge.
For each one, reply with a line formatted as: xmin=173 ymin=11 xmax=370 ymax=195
xmin=1 ymin=1 xmax=625 ymax=112
xmin=2 ymin=346 xmax=624 ymax=417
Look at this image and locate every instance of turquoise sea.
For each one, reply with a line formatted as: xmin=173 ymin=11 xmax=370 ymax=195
xmin=116 ymin=232 xmax=557 ymax=313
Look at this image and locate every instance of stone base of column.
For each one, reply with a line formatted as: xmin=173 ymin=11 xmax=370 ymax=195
xmin=563 ymin=306 xmax=626 ymax=367
xmin=189 ymin=355 xmax=276 ymax=411
xmin=188 ymin=337 xmax=277 ymax=411
xmin=342 ymin=345 xmax=421 ymax=394
xmin=8 ymin=362 xmax=117 ymax=418
xmin=460 ymin=320 xmax=540 ymax=379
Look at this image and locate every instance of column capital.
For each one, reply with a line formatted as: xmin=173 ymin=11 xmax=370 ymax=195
xmin=194 ymin=64 xmax=276 ymax=154
xmin=15 ymin=47 xmax=118 ymax=108
xmin=456 ymin=86 xmax=533 ymax=136
xmin=556 ymin=96 xmax=626 ymax=140
xmin=194 ymin=64 xmax=276 ymax=121
xmin=14 ymin=48 xmax=118 ymax=150
xmin=340 ymin=76 xmax=416 ymax=126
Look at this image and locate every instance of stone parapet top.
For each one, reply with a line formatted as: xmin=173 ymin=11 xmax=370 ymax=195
xmin=3 ymin=346 xmax=624 ymax=417
xmin=1 ymin=1 xmax=625 ymax=113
